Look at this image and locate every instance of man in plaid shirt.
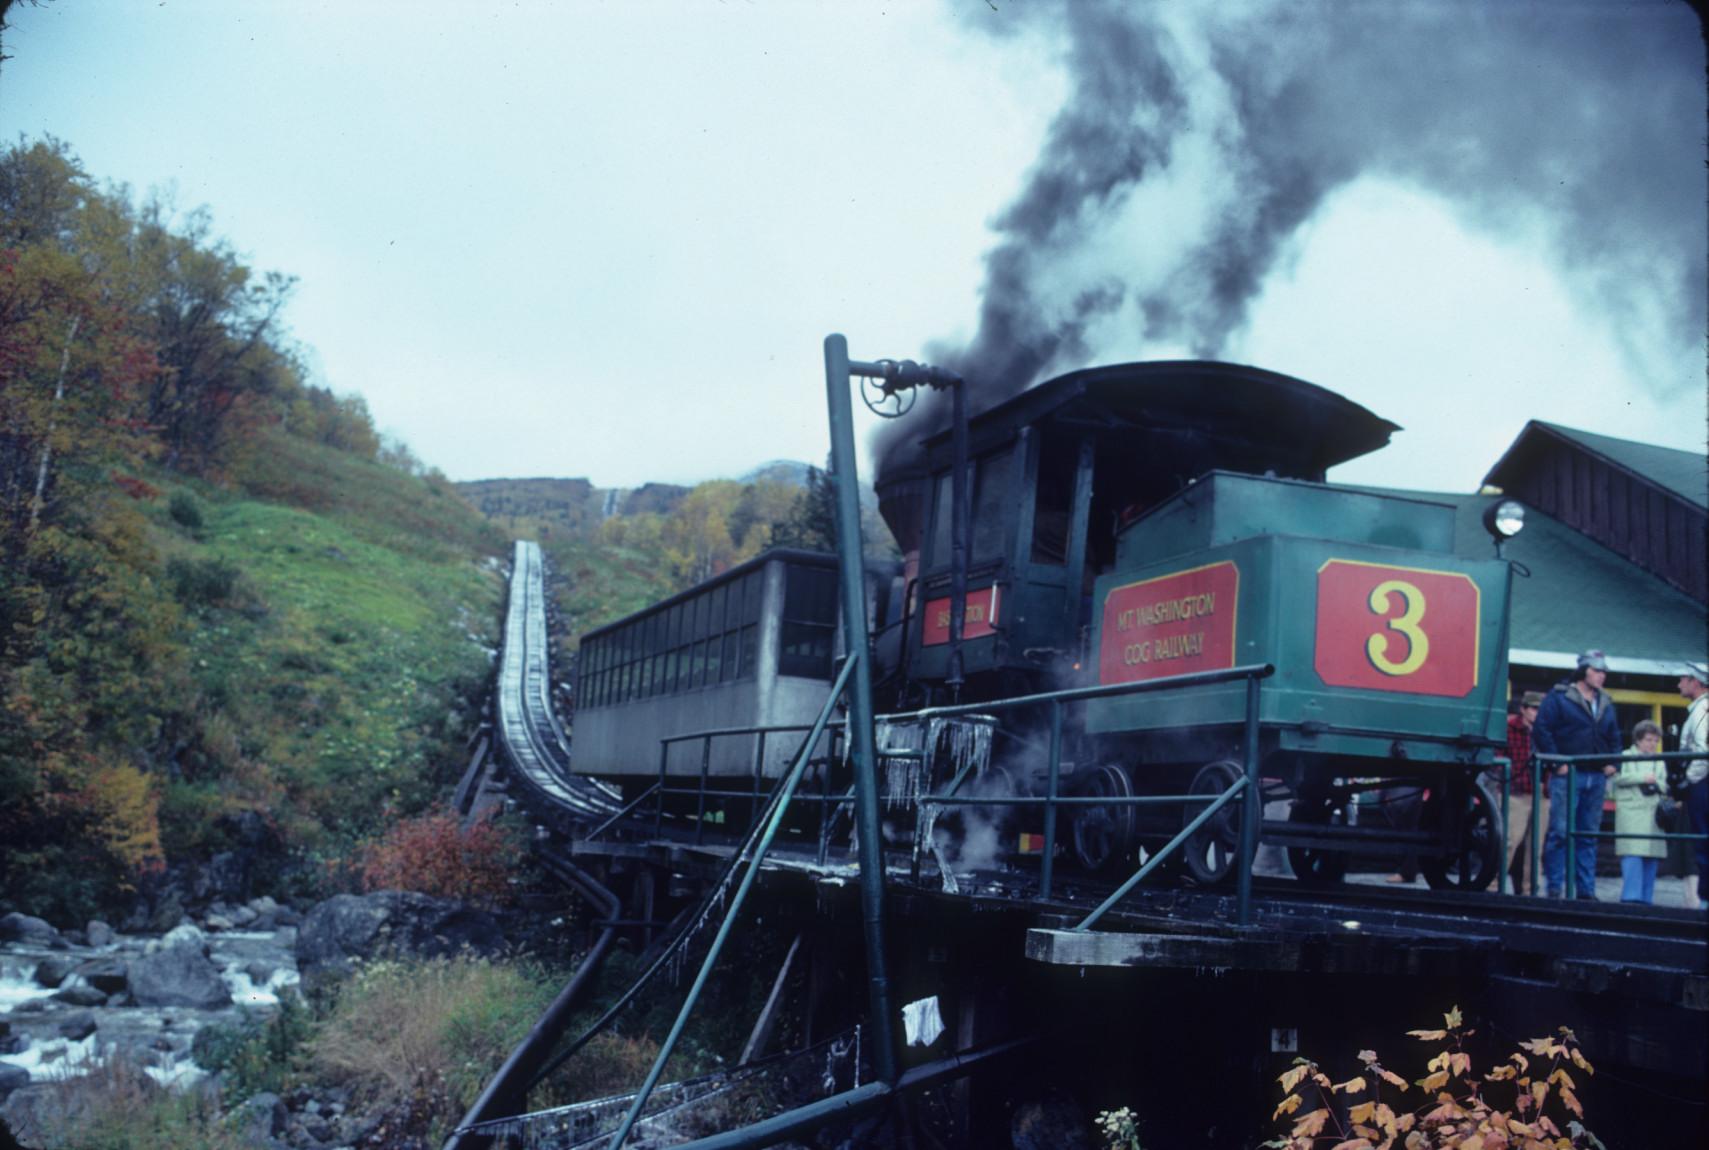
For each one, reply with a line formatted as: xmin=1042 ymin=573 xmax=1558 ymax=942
xmin=1502 ymin=692 xmax=1544 ymax=893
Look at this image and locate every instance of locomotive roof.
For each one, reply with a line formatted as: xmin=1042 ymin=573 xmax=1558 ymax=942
xmin=919 ymin=360 xmax=1398 ymax=479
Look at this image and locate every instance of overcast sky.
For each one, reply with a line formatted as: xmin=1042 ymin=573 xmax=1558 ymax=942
xmin=3 ymin=0 xmax=1703 ymax=494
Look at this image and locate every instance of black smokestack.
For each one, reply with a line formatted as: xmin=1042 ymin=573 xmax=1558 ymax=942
xmin=875 ymin=1 xmax=1704 ymax=483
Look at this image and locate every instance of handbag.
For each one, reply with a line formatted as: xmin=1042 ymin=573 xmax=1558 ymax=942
xmin=1656 ymin=795 xmax=1681 ymax=830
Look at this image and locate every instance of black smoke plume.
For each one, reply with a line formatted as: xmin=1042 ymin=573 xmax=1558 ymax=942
xmin=875 ymin=0 xmax=1705 ymax=478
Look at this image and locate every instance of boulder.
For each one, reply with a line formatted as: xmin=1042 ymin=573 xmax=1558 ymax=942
xmin=235 ymin=1091 xmax=287 ymax=1145
xmin=296 ymin=892 xmax=507 ymax=990
xmin=31 ymin=957 xmax=75 ymax=989
xmin=51 ymin=983 xmax=107 ymax=1008
xmin=159 ymin=922 xmax=207 ymax=950
xmin=85 ymin=920 xmax=115 ymax=948
xmin=0 ymin=913 xmax=59 ymax=946
xmin=72 ymin=959 xmax=128 ymax=995
xmin=207 ymin=851 xmax=252 ymax=906
xmin=0 ymin=1082 xmax=87 ymax=1148
xmin=244 ymin=961 xmax=275 ymax=987
xmin=204 ymin=913 xmax=236 ymax=932
xmin=129 ymin=942 xmax=232 ymax=1010
xmin=56 ymin=1011 xmax=97 ymax=1041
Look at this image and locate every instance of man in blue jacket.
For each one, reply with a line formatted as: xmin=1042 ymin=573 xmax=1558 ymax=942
xmin=1533 ymin=650 xmax=1622 ymax=899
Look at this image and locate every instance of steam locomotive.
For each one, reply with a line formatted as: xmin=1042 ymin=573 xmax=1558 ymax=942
xmin=572 ymin=361 xmax=1514 ymax=889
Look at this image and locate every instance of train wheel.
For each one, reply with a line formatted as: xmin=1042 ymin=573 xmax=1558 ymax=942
xmin=1069 ymin=764 xmax=1138 ymax=874
xmin=1418 ymin=780 xmax=1500 ymax=892
xmin=1182 ymin=760 xmax=1250 ymax=886
xmin=1285 ymin=790 xmax=1351 ymax=888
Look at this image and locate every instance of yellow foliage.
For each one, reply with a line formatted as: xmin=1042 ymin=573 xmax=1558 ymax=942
xmin=1293 ymin=1108 xmax=1330 ymax=1138
xmin=86 ymin=762 xmax=163 ymax=873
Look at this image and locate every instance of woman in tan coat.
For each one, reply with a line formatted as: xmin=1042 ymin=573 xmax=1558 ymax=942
xmin=1613 ymin=720 xmax=1667 ymax=904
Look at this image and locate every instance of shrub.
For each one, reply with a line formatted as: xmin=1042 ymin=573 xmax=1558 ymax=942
xmin=359 ymin=808 xmax=522 ymax=906
xmin=1264 ymin=1007 xmax=1599 ymax=1150
xmin=192 ymin=993 xmax=314 ymax=1103
xmin=165 ymin=555 xmax=243 ymax=609
xmin=6 ymin=1051 xmax=249 ymax=1150
xmin=309 ymin=956 xmax=557 ymax=1143
xmin=169 ymin=490 xmax=205 ymax=531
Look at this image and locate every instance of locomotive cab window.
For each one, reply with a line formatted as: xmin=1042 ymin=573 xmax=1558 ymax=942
xmin=1031 ymin=432 xmax=1079 ymax=566
xmin=926 ymin=448 xmax=1015 ymax=571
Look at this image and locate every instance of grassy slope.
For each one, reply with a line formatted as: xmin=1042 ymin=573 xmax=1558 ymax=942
xmin=146 ymin=433 xmax=509 ymax=852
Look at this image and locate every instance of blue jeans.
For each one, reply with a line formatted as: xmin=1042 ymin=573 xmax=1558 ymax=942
xmin=1619 ymin=855 xmax=1657 ymax=903
xmin=1544 ymin=770 xmax=1606 ymax=896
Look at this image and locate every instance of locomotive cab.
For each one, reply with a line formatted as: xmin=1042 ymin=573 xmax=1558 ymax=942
xmin=876 ymin=361 xmax=1400 ymax=703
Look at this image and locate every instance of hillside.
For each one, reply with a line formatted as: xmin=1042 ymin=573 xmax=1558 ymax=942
xmin=454 ymin=476 xmax=699 ymax=540
xmin=1 ymin=137 xmax=509 ymax=922
xmin=457 ymin=462 xmax=899 ymax=657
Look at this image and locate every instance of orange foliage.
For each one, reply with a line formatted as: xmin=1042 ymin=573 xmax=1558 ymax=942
xmin=1264 ymin=1008 xmax=1598 ymax=1150
xmin=359 ymin=808 xmax=521 ymax=907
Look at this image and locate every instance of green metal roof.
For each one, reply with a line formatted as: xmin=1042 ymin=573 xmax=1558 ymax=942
xmin=1522 ymin=422 xmax=1706 ymax=511
xmin=1333 ymin=485 xmax=1706 ymax=675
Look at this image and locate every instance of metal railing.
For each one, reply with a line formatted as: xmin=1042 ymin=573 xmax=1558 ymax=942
xmin=624 ymin=663 xmax=1279 ymax=930
xmin=652 ymin=721 xmax=845 ymax=845
xmin=1505 ymin=749 xmax=1709 ymax=901
xmin=876 ymin=663 xmax=1275 ymax=926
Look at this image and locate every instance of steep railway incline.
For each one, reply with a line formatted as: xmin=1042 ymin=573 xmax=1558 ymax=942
xmin=494 ymin=540 xmax=621 ymax=822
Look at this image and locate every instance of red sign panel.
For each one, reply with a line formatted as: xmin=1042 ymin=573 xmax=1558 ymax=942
xmin=1099 ymin=561 xmax=1240 ymax=684
xmin=1314 ymin=559 xmax=1481 ymax=697
xmin=921 ymin=585 xmax=1000 ymax=647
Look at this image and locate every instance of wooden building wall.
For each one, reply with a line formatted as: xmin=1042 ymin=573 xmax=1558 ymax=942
xmin=1498 ymin=434 xmax=1707 ymax=604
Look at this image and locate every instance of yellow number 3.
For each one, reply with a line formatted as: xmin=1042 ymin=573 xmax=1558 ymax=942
xmin=1366 ymin=579 xmax=1429 ymax=676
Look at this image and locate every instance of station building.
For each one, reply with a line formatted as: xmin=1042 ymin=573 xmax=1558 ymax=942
xmin=1359 ymin=420 xmax=1706 ymax=748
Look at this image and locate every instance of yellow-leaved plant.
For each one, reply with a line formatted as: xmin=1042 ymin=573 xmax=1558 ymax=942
xmin=1263 ymin=1007 xmax=1599 ymax=1150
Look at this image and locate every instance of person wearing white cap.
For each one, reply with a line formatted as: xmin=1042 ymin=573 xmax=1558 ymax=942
xmin=1533 ymin=649 xmax=1621 ymax=899
xmin=1677 ymin=660 xmax=1708 ymax=908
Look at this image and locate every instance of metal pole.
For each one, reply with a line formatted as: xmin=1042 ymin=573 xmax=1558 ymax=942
xmin=824 ymin=334 xmax=898 ymax=1085
xmin=656 ymin=742 xmax=668 ymax=835
xmin=947 ymin=378 xmax=969 ymax=699
xmin=1040 ymin=700 xmax=1063 ymax=900
xmin=1564 ymin=762 xmax=1577 ymax=901
xmin=1530 ymin=756 xmax=1542 ymax=897
xmin=1499 ymin=759 xmax=1510 ymax=896
xmin=696 ymin=736 xmax=712 ymax=845
xmin=1236 ymin=673 xmax=1262 ymax=926
xmin=749 ymin=731 xmax=766 ymax=835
